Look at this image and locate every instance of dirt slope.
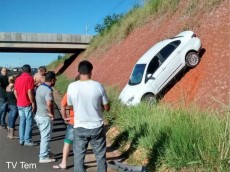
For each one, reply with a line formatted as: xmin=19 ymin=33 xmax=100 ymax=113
xmin=61 ymin=0 xmax=229 ymax=111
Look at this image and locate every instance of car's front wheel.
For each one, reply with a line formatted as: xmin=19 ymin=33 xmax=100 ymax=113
xmin=185 ymin=52 xmax=200 ymax=68
xmin=141 ymin=94 xmax=157 ymax=105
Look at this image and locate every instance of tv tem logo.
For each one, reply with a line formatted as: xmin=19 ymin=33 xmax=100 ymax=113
xmin=6 ymin=162 xmax=36 ymax=170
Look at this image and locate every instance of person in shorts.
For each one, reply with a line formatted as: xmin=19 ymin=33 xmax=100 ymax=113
xmin=53 ymin=75 xmax=80 ymax=170
xmin=53 ymin=93 xmax=74 ymax=170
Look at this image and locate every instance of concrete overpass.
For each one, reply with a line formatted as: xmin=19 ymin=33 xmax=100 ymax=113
xmin=0 ymin=32 xmax=93 ymax=53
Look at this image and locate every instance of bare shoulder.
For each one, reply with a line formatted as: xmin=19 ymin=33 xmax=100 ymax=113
xmin=6 ymin=85 xmax=13 ymax=92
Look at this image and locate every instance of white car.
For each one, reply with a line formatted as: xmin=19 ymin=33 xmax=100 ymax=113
xmin=119 ymin=30 xmax=202 ymax=105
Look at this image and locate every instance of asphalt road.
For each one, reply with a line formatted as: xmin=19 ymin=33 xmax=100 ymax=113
xmin=0 ymin=99 xmax=118 ymax=172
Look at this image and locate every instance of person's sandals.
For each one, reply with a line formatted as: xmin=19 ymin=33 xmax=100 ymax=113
xmin=52 ymin=164 xmax=66 ymax=170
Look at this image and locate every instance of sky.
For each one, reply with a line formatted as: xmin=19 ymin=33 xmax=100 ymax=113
xmin=0 ymin=0 xmax=142 ymax=68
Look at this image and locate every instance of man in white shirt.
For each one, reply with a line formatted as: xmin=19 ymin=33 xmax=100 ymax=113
xmin=67 ymin=60 xmax=110 ymax=172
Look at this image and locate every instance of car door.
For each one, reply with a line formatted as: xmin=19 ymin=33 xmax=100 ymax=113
xmin=154 ymin=40 xmax=182 ymax=92
xmin=144 ymin=55 xmax=162 ymax=93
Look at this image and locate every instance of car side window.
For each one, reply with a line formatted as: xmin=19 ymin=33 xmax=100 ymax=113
xmin=159 ymin=40 xmax=181 ymax=63
xmin=145 ymin=56 xmax=161 ymax=82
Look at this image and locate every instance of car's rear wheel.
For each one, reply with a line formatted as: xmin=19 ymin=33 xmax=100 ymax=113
xmin=185 ymin=52 xmax=200 ymax=68
xmin=141 ymin=94 xmax=157 ymax=105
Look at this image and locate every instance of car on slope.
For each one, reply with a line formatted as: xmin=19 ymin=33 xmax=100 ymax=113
xmin=119 ymin=30 xmax=202 ymax=105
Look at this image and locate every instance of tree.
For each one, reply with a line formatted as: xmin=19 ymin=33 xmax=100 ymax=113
xmin=95 ymin=14 xmax=123 ymax=34
xmin=57 ymin=55 xmax=63 ymax=60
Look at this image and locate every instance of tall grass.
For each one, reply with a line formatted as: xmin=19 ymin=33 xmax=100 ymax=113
xmin=162 ymin=110 xmax=228 ymax=170
xmin=105 ymin=88 xmax=230 ymax=171
xmin=54 ymin=74 xmax=74 ymax=95
xmin=103 ymin=86 xmax=125 ymax=126
xmin=53 ymin=80 xmax=229 ymax=171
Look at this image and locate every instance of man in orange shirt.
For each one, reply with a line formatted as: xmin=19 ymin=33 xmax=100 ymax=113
xmin=53 ymin=93 xmax=74 ymax=170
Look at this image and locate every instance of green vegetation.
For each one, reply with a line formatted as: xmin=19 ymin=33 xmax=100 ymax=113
xmin=54 ymin=74 xmax=74 ymax=95
xmin=55 ymin=80 xmax=229 ymax=171
xmin=95 ymin=14 xmax=123 ymax=34
xmin=47 ymin=54 xmax=73 ymax=70
xmin=104 ymin=87 xmax=230 ymax=171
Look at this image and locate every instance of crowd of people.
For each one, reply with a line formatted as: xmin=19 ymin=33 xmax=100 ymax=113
xmin=0 ymin=60 xmax=110 ymax=172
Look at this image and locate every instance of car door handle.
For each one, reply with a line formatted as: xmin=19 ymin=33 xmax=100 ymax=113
xmin=162 ymin=67 xmax=166 ymax=71
xmin=177 ymin=50 xmax=181 ymax=54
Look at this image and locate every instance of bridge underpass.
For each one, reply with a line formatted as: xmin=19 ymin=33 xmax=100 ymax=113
xmin=0 ymin=32 xmax=93 ymax=53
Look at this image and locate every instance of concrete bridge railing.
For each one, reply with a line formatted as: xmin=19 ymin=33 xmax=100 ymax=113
xmin=0 ymin=32 xmax=94 ymax=53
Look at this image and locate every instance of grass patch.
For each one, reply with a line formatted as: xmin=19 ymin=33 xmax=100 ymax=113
xmin=54 ymin=74 xmax=74 ymax=95
xmin=53 ymin=78 xmax=229 ymax=171
xmin=105 ymin=88 xmax=230 ymax=171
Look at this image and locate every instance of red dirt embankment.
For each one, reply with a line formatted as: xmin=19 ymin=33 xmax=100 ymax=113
xmin=58 ymin=1 xmax=229 ymax=111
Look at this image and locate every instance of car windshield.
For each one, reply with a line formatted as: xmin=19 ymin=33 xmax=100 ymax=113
xmin=128 ymin=64 xmax=146 ymax=85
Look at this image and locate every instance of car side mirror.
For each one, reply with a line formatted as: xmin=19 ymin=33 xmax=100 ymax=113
xmin=147 ymin=74 xmax=152 ymax=78
xmin=147 ymin=74 xmax=155 ymax=80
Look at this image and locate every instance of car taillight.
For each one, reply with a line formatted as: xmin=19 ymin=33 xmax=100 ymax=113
xmin=192 ymin=33 xmax=197 ymax=38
